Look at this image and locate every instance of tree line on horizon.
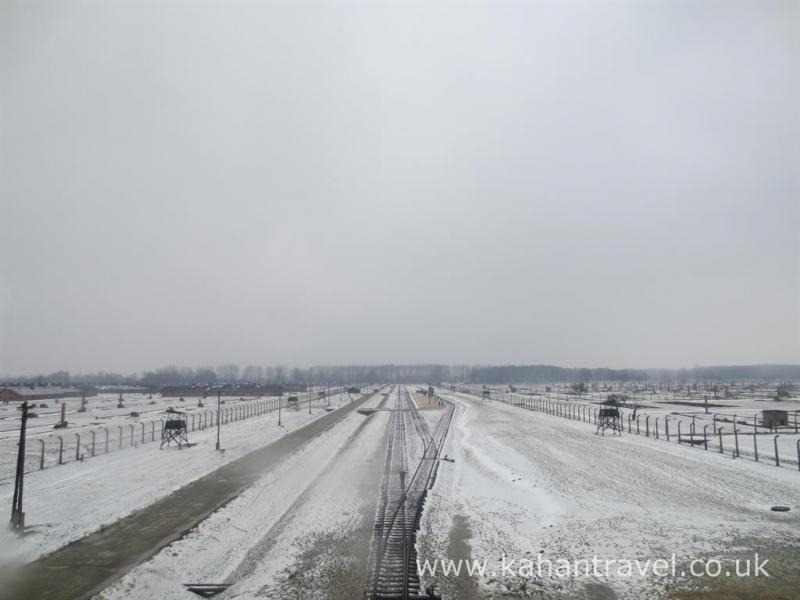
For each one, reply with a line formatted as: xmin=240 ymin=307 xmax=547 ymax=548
xmin=2 ymin=363 xmax=799 ymax=388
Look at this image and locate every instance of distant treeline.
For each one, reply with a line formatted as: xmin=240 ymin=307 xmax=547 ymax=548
xmin=2 ymin=363 xmax=798 ymax=387
xmin=468 ymin=364 xmax=800 ymax=384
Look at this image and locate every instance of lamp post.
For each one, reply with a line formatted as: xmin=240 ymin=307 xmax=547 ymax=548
xmin=215 ymin=392 xmax=221 ymax=451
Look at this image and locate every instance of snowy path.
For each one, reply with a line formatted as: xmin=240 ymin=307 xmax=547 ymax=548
xmin=417 ymin=391 xmax=800 ymax=599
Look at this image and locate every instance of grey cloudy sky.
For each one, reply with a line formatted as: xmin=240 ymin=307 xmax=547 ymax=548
xmin=1 ymin=0 xmax=798 ymax=375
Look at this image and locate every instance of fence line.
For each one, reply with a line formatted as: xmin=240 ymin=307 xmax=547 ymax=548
xmin=451 ymin=386 xmax=800 ymax=472
xmin=2 ymin=391 xmax=341 ymax=480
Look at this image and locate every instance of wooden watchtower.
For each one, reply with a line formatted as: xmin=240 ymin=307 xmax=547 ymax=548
xmin=161 ymin=409 xmax=189 ymax=449
xmin=596 ymin=406 xmax=622 ymax=436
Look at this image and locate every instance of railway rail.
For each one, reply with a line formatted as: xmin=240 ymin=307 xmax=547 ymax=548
xmin=367 ymin=386 xmax=454 ymax=599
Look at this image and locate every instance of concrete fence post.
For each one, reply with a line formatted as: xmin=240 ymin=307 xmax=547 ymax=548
xmin=734 ymin=428 xmax=740 ymax=457
xmin=645 ymin=416 xmax=650 ymax=437
xmin=58 ymin=436 xmax=64 ymax=464
xmin=129 ymin=424 xmax=134 ymax=447
xmin=677 ymin=421 xmax=682 ymax=444
xmin=655 ymin=417 xmax=659 ymax=439
xmin=91 ymin=430 xmax=96 ymax=456
xmin=665 ymin=416 xmax=670 ymax=441
xmin=717 ymin=427 xmax=723 ymax=454
xmin=774 ymin=435 xmax=780 ymax=467
xmin=39 ymin=439 xmax=45 ymax=469
xmin=141 ymin=422 xmax=146 ymax=443
xmin=104 ymin=428 xmax=109 ymax=453
xmin=118 ymin=426 xmax=124 ymax=449
xmin=703 ymin=425 xmax=709 ymax=450
xmin=796 ymin=439 xmax=800 ymax=471
xmin=753 ymin=432 xmax=759 ymax=462
xmin=75 ymin=433 xmax=81 ymax=460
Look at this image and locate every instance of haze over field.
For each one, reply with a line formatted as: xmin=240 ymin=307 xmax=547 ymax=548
xmin=1 ymin=0 xmax=798 ymax=374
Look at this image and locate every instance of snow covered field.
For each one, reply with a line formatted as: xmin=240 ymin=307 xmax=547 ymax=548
xmin=417 ymin=391 xmax=800 ymax=599
xmin=0 ymin=389 xmax=346 ymax=480
xmin=468 ymin=385 xmax=800 ymax=469
xmin=0 ymin=391 xmax=353 ymax=568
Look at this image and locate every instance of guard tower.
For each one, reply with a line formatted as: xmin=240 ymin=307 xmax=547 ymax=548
xmin=596 ymin=405 xmax=622 ymax=436
xmin=161 ymin=410 xmax=189 ymax=449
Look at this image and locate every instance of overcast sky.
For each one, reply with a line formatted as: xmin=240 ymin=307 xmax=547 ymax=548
xmin=1 ymin=0 xmax=798 ymax=375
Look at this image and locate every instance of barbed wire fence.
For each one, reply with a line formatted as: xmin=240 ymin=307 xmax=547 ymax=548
xmin=0 ymin=394 xmax=327 ymax=481
xmin=450 ymin=385 xmax=800 ymax=472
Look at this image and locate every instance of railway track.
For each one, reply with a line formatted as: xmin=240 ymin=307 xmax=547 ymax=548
xmin=367 ymin=386 xmax=454 ymax=599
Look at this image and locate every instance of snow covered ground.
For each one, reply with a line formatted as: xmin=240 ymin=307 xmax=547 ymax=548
xmin=0 ymin=391 xmax=353 ymax=568
xmin=0 ymin=389 xmax=339 ymax=480
xmin=417 ymin=390 xmax=800 ymax=599
xmin=95 ymin=388 xmax=394 ymax=600
xmin=7 ymin=383 xmax=797 ymax=599
xmin=471 ymin=386 xmax=800 ymax=468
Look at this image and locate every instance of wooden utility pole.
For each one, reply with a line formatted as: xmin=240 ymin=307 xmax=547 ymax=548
xmin=10 ymin=401 xmax=29 ymax=532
